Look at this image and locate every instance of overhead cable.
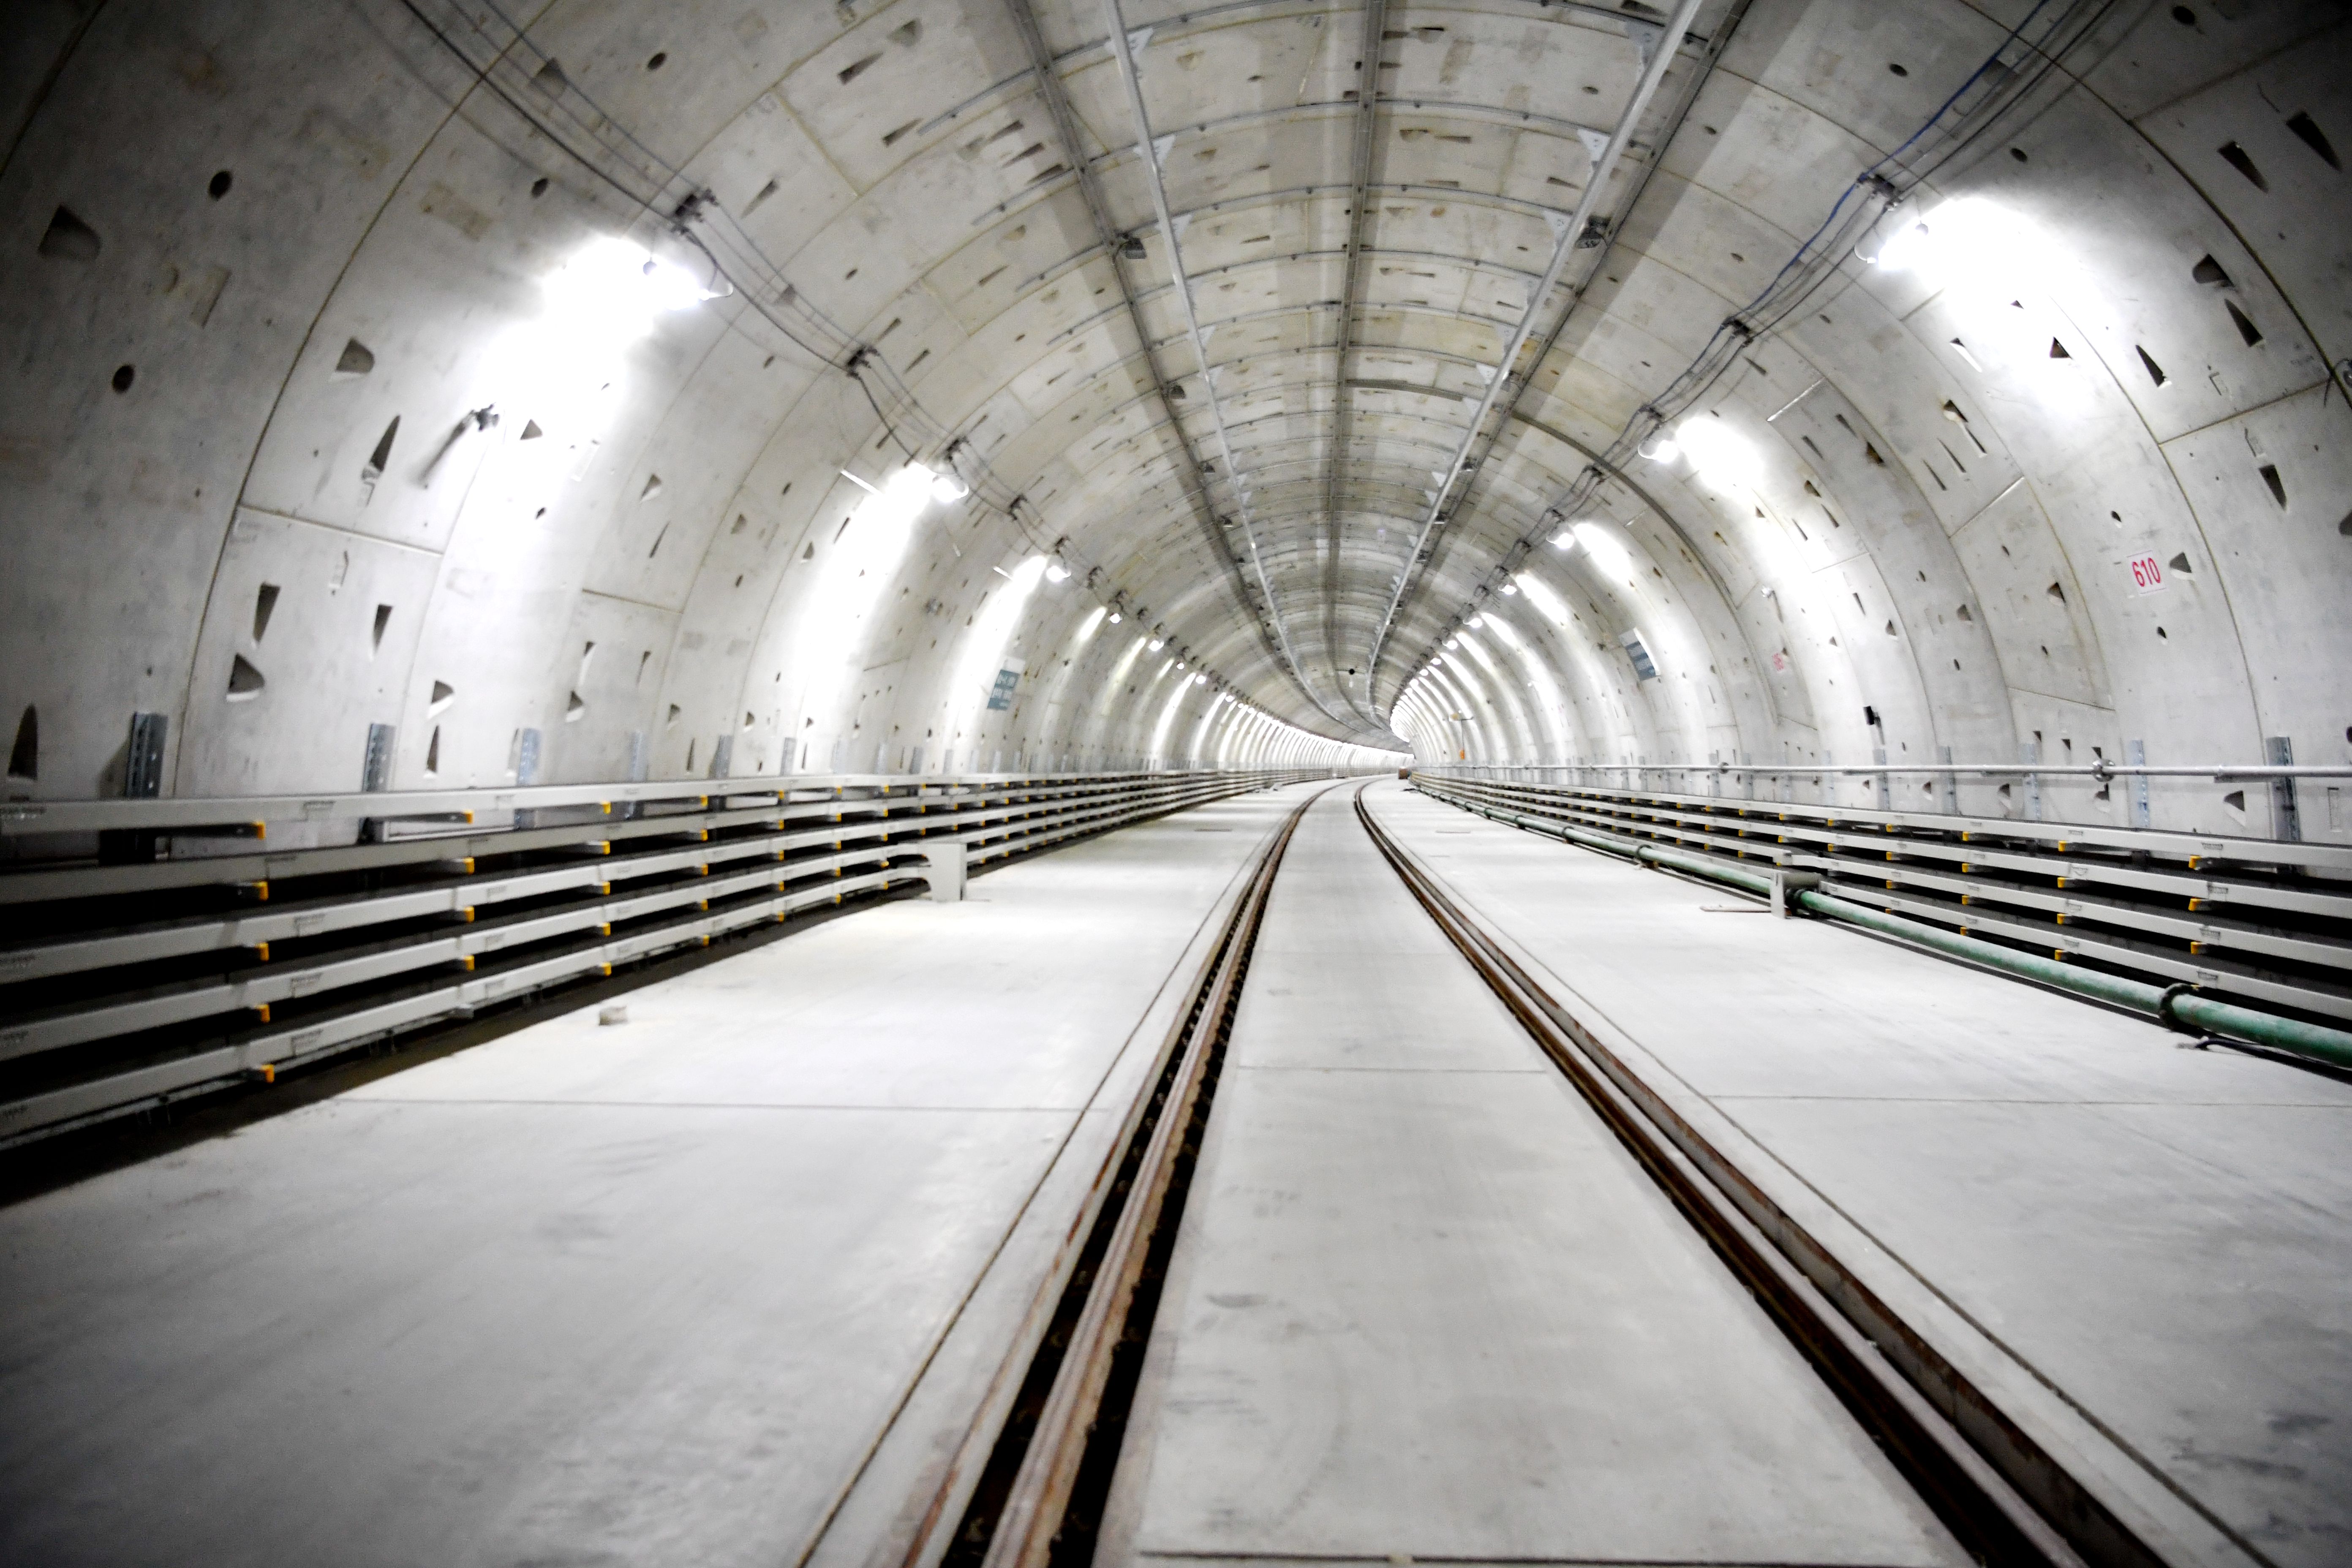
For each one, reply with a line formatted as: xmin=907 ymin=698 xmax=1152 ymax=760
xmin=1387 ymin=0 xmax=2122 ymax=709
xmin=395 ymin=0 xmax=1300 ymax=727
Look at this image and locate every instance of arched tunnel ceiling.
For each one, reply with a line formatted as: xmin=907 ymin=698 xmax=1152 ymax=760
xmin=629 ymin=0 xmax=1745 ymax=743
xmin=0 ymin=0 xmax=2346 ymax=816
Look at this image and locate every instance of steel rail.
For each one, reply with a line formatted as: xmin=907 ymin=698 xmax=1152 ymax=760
xmin=944 ymin=780 xmax=1339 ymax=1568
xmin=1351 ymin=782 xmax=2154 ymax=1568
xmin=1361 ymin=0 xmax=1707 ymax=703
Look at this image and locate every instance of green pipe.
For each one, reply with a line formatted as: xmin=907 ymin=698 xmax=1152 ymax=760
xmin=1424 ymin=778 xmax=2352 ymax=1073
xmin=2170 ymin=994 xmax=2352 ymax=1072
xmin=1794 ymin=890 xmax=2160 ymax=1014
xmin=1639 ymin=842 xmax=1776 ymax=898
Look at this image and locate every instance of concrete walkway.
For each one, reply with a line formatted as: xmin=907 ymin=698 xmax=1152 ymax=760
xmin=1104 ymin=786 xmax=1964 ymax=1568
xmin=0 ymin=783 xmax=1322 ymax=1568
xmin=1358 ymin=779 xmax=2352 ymax=1568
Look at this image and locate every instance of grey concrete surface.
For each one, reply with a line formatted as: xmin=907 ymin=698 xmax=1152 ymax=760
xmin=1368 ymin=781 xmax=2352 ymax=1568
xmin=0 ymin=785 xmax=1316 ymax=1568
xmin=6 ymin=4 xmax=2346 ymax=836
xmin=1105 ymin=787 xmax=1967 ymax=1568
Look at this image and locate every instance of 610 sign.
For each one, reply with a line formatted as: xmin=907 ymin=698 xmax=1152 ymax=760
xmin=2126 ymin=553 xmax=2167 ymax=594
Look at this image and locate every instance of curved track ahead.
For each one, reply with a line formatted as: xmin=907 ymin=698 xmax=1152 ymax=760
xmin=958 ymin=779 xmax=2135 ymax=1568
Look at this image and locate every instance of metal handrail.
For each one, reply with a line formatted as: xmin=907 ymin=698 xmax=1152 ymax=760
xmin=0 ymin=768 xmax=1282 ymax=839
xmin=1411 ymin=770 xmax=2352 ymax=1072
xmin=1427 ymin=761 xmax=2352 ymax=781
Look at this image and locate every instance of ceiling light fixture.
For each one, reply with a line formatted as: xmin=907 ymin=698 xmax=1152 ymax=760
xmin=1674 ymin=418 xmax=1762 ymax=487
xmin=1573 ymin=523 xmax=1633 ymax=579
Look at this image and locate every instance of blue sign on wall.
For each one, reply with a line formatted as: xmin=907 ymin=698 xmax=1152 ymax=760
xmin=986 ymin=666 xmax=1021 ymax=710
xmin=1618 ymin=629 xmax=1658 ymax=682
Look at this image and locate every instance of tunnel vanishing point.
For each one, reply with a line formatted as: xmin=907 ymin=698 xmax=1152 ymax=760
xmin=2 ymin=3 xmax=2349 ymax=1568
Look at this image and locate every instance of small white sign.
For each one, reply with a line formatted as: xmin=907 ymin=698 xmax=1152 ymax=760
xmin=2126 ymin=553 xmax=2167 ymax=595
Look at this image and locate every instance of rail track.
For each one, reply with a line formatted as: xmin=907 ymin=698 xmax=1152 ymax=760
xmin=943 ymin=780 xmax=2156 ymax=1568
xmin=936 ymin=779 xmax=1337 ymax=1568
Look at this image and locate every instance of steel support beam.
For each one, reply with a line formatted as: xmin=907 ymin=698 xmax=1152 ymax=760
xmin=1101 ymin=0 xmax=1358 ymax=734
xmin=998 ymin=0 xmax=1342 ymax=731
xmin=1319 ymin=0 xmax=1391 ymax=724
xmin=1362 ymin=0 xmax=1707 ymax=705
xmin=1395 ymin=0 xmax=1754 ymax=696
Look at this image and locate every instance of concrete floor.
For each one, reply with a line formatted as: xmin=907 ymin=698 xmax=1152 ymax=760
xmin=0 ymin=784 xmax=1323 ymax=1568
xmin=1102 ymin=787 xmax=1966 ymax=1568
xmin=1356 ymin=781 xmax=2352 ymax=1568
xmin=7 ymin=776 xmax=2344 ymax=1568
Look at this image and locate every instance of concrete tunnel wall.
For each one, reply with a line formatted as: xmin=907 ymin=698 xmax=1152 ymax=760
xmin=0 ymin=0 xmax=2344 ymax=833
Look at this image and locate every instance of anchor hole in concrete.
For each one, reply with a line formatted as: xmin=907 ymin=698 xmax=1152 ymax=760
xmin=2285 ymin=111 xmax=2338 ymax=170
xmin=6 ymin=707 xmax=35 ymax=779
xmin=37 ymin=206 xmax=100 ymax=261
xmin=227 ymin=655 xmax=265 ymax=702
xmin=363 ymin=416 xmax=399 ymax=481
xmin=2216 ymin=142 xmax=2268 ymax=191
